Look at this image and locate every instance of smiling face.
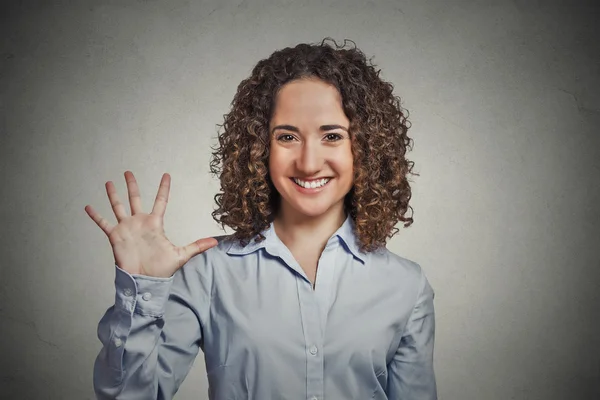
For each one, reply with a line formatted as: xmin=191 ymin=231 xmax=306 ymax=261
xmin=268 ymin=77 xmax=354 ymax=224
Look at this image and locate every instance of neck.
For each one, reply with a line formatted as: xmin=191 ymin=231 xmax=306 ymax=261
xmin=273 ymin=206 xmax=347 ymax=254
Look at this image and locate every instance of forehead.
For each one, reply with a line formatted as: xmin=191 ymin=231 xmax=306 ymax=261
xmin=270 ymin=78 xmax=348 ymax=124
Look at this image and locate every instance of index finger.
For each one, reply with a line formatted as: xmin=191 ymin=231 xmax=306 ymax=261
xmin=151 ymin=173 xmax=171 ymax=218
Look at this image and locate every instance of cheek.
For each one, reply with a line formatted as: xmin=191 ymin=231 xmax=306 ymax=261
xmin=268 ymin=152 xmax=287 ymax=179
xmin=267 ymin=148 xmax=278 ymax=169
xmin=334 ymin=149 xmax=354 ymax=178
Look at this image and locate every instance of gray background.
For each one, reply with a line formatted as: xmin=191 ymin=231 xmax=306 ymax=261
xmin=1 ymin=0 xmax=599 ymax=399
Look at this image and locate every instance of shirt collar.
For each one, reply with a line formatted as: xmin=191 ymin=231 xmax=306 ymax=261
xmin=226 ymin=214 xmax=367 ymax=264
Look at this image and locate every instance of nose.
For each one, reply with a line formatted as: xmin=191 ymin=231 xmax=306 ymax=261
xmin=295 ymin=139 xmax=323 ymax=176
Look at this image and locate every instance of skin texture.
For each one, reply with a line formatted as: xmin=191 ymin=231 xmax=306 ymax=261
xmin=269 ymin=78 xmax=353 ymax=239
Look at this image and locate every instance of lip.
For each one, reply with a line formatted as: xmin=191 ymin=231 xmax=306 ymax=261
xmin=290 ymin=177 xmax=332 ymax=194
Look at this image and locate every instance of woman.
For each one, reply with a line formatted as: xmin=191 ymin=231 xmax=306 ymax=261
xmin=87 ymin=38 xmax=437 ymax=399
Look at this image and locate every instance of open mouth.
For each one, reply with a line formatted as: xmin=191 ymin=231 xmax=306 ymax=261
xmin=290 ymin=177 xmax=332 ymax=190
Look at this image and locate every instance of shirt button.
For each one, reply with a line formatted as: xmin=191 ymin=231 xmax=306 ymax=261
xmin=113 ymin=337 xmax=122 ymax=347
xmin=309 ymin=345 xmax=318 ymax=355
xmin=123 ymin=288 xmax=133 ymax=297
xmin=142 ymin=292 xmax=152 ymax=301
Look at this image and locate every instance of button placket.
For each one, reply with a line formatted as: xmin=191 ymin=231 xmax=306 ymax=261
xmin=297 ymin=280 xmax=324 ymax=400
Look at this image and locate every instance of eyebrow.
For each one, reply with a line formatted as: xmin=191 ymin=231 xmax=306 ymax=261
xmin=271 ymin=124 xmax=348 ymax=135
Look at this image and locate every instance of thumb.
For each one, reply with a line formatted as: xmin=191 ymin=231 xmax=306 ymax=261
xmin=181 ymin=237 xmax=219 ymax=263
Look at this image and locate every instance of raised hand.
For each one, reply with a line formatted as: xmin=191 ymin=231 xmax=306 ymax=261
xmin=85 ymin=171 xmax=218 ymax=278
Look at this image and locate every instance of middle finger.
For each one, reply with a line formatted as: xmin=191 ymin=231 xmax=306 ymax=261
xmin=124 ymin=171 xmax=143 ymax=215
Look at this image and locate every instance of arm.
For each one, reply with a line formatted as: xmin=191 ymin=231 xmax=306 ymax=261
xmin=93 ymin=260 xmax=207 ymax=400
xmin=386 ymin=268 xmax=437 ymax=399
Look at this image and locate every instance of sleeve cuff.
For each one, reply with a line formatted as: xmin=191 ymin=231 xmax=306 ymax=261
xmin=114 ymin=264 xmax=174 ymax=317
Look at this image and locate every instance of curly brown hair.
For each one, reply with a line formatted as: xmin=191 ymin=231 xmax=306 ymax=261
xmin=209 ymin=37 xmax=417 ymax=253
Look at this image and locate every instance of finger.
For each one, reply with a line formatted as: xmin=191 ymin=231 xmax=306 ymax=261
xmin=151 ymin=173 xmax=171 ymax=218
xmin=84 ymin=204 xmax=113 ymax=237
xmin=181 ymin=237 xmax=219 ymax=264
xmin=106 ymin=180 xmax=128 ymax=222
xmin=124 ymin=171 xmax=143 ymax=215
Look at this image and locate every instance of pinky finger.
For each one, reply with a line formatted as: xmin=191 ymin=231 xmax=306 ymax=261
xmin=85 ymin=205 xmax=114 ymax=237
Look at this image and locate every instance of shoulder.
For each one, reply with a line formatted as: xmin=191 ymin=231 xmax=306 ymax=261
xmin=196 ymin=234 xmax=236 ymax=260
xmin=369 ymin=247 xmax=433 ymax=297
xmin=177 ymin=235 xmax=234 ymax=276
xmin=371 ymin=247 xmax=422 ymax=280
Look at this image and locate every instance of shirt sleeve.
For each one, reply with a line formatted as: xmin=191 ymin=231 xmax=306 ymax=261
xmin=93 ymin=259 xmax=209 ymax=400
xmin=386 ymin=267 xmax=437 ymax=399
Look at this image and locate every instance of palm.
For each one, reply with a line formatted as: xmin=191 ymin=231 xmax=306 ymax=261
xmin=109 ymin=213 xmax=181 ymax=278
xmin=85 ymin=171 xmax=218 ymax=278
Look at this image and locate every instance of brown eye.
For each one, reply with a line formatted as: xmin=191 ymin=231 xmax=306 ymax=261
xmin=277 ymin=134 xmax=295 ymax=142
xmin=325 ymin=133 xmax=343 ymax=142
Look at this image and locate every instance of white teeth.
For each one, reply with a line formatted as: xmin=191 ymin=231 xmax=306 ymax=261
xmin=293 ymin=178 xmax=331 ymax=189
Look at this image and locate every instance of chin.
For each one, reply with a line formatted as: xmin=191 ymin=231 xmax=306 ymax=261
xmin=285 ymin=199 xmax=344 ymax=220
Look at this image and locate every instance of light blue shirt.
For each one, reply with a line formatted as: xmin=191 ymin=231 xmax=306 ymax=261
xmin=94 ymin=215 xmax=437 ymax=399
